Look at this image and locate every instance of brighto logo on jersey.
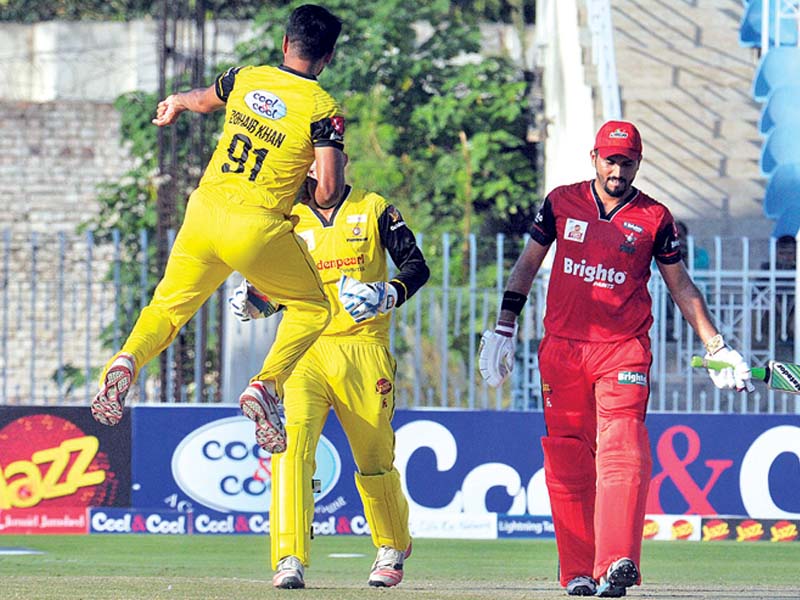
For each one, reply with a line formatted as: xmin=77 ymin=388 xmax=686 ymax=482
xmin=245 ymin=90 xmax=287 ymax=120
xmin=563 ymin=257 xmax=627 ymax=287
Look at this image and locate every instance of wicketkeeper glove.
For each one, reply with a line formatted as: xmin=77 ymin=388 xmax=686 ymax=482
xmin=227 ymin=279 xmax=284 ymax=322
xmin=478 ymin=320 xmax=517 ymax=387
xmin=704 ymin=334 xmax=754 ymax=392
xmin=337 ymin=274 xmax=398 ymax=323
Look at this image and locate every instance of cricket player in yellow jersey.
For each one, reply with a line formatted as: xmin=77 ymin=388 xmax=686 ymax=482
xmin=229 ymin=165 xmax=429 ymax=589
xmin=91 ymin=5 xmax=347 ymax=456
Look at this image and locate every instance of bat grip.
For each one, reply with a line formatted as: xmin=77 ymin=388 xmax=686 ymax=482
xmin=690 ymin=355 xmax=731 ymax=371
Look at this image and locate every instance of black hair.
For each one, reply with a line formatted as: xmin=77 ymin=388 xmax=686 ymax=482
xmin=286 ymin=4 xmax=342 ymax=61
xmin=777 ymin=234 xmax=796 ymax=245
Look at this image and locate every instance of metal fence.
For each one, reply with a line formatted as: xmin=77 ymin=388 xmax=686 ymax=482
xmin=1 ymin=229 xmax=797 ymax=414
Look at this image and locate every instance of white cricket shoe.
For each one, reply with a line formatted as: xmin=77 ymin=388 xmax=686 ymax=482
xmin=239 ymin=381 xmax=286 ymax=454
xmin=566 ymin=575 xmax=597 ymax=596
xmin=91 ymin=353 xmax=135 ymax=426
xmin=596 ymin=557 xmax=638 ymax=597
xmin=368 ymin=543 xmax=412 ymax=587
xmin=273 ymin=555 xmax=304 ymax=589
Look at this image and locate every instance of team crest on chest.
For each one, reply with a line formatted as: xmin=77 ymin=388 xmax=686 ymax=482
xmin=620 ymin=231 xmax=637 ymax=254
xmin=564 ymin=218 xmax=588 ymax=243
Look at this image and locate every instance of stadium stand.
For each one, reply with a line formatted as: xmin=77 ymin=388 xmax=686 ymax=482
xmin=739 ymin=0 xmax=799 ymax=47
xmin=772 ymin=205 xmax=800 ymax=238
xmin=760 ymin=124 xmax=800 ymax=177
xmin=759 ymin=84 xmax=800 ymax=134
xmin=763 ymin=162 xmax=800 ymax=219
xmin=752 ymin=46 xmax=800 ymax=101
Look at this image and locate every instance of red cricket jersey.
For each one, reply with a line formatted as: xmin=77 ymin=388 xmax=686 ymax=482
xmin=530 ymin=180 xmax=681 ymax=342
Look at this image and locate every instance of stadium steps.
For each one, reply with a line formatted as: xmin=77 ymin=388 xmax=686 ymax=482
xmin=603 ymin=0 xmax=769 ymax=237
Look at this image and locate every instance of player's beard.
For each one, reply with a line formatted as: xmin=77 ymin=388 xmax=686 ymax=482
xmin=602 ymin=176 xmax=630 ymax=197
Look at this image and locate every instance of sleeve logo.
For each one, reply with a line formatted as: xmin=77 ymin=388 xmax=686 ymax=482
xmin=244 ymin=90 xmax=287 ymax=120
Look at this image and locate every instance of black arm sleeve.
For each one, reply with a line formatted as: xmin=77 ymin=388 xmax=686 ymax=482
xmin=378 ymin=205 xmax=430 ymax=307
xmin=653 ymin=219 xmax=682 ymax=264
xmin=214 ymin=66 xmax=242 ymax=101
xmin=528 ymin=196 xmax=557 ymax=246
xmin=310 ymin=115 xmax=345 ymax=150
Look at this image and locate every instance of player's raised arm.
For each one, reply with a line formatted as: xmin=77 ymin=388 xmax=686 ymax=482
xmin=151 ymin=84 xmax=225 ymax=127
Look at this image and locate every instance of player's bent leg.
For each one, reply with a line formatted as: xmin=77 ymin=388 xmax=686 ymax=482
xmin=239 ymin=380 xmax=286 ymax=454
xmin=355 ymin=469 xmax=411 ymax=587
xmin=91 ymin=353 xmax=135 ymax=426
xmin=593 ymin=417 xmax=651 ymax=589
xmin=541 ymin=436 xmax=596 ymax=588
xmin=273 ymin=555 xmax=305 ymax=589
xmin=270 ymin=424 xmax=317 ymax=571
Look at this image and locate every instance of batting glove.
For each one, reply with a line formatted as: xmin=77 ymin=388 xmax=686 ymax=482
xmin=478 ymin=320 xmax=517 ymax=387
xmin=227 ymin=279 xmax=284 ymax=322
xmin=337 ymin=275 xmax=398 ymax=323
xmin=705 ymin=338 xmax=754 ymax=392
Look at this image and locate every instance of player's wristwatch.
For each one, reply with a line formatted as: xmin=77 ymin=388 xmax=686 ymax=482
xmin=704 ymin=333 xmax=725 ymax=355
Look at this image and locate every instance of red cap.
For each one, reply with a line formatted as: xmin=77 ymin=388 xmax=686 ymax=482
xmin=594 ymin=120 xmax=642 ymax=161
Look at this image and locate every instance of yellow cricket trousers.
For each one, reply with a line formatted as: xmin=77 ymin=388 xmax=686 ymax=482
xmin=116 ymin=187 xmax=330 ymax=394
xmin=270 ymin=337 xmax=410 ymax=568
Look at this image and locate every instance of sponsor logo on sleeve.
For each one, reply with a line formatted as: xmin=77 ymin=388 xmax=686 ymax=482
xmin=244 ymin=90 xmax=287 ymax=120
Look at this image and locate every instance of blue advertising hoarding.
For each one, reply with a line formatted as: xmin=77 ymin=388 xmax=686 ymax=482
xmin=131 ymin=406 xmax=800 ymax=528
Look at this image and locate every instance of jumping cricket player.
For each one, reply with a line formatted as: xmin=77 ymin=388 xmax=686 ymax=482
xmin=92 ymin=5 xmax=347 ymax=457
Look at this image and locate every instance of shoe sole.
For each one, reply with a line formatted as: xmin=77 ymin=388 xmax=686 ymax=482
xmin=597 ymin=559 xmax=638 ymax=597
xmin=240 ymin=392 xmax=287 ymax=454
xmin=91 ymin=364 xmax=132 ymax=426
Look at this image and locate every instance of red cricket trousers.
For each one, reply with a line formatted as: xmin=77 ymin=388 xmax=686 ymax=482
xmin=538 ymin=334 xmax=653 ymax=587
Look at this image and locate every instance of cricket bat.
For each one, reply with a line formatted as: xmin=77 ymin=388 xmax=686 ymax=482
xmin=691 ymin=356 xmax=800 ymax=394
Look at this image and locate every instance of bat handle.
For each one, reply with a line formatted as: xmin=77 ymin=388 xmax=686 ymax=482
xmin=690 ymin=355 xmax=732 ymax=371
xmin=691 ymin=356 xmax=768 ymax=382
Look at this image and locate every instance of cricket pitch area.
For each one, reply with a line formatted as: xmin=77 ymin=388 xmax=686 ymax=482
xmin=0 ymin=535 xmax=797 ymax=599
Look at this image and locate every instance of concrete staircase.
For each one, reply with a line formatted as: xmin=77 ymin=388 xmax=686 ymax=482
xmin=607 ymin=0 xmax=769 ymax=239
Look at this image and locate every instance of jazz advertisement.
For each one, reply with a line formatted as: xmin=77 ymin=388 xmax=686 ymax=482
xmin=0 ymin=406 xmax=131 ymax=533
xmin=127 ymin=406 xmax=800 ymax=539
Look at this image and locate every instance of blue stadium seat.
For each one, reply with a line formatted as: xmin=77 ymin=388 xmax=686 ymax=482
xmin=764 ymin=163 xmax=800 ymax=218
xmin=772 ymin=206 xmax=800 ymax=238
xmin=740 ymin=0 xmax=799 ymax=48
xmin=753 ymin=47 xmax=800 ymax=101
xmin=759 ymin=84 xmax=800 ymax=134
xmin=761 ymin=125 xmax=800 ymax=177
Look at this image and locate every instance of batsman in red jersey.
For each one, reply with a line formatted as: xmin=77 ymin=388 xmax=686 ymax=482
xmin=479 ymin=120 xmax=753 ymax=597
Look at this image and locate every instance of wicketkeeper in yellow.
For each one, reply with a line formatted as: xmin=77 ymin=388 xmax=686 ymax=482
xmin=229 ymin=163 xmax=429 ymax=589
xmin=92 ymin=5 xmax=347 ymax=456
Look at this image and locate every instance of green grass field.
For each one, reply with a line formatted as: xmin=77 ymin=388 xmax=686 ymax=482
xmin=0 ymin=535 xmax=797 ymax=599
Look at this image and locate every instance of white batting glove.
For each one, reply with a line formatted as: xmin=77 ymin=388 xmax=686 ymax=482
xmin=478 ymin=320 xmax=517 ymax=387
xmin=227 ymin=279 xmax=284 ymax=322
xmin=338 ymin=275 xmax=398 ymax=323
xmin=705 ymin=345 xmax=754 ymax=392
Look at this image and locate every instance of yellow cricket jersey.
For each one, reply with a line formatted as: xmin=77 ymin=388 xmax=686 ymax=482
xmin=199 ymin=65 xmax=345 ymax=215
xmin=292 ymin=187 xmax=406 ymax=343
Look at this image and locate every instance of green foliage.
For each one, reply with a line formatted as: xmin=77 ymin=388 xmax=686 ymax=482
xmin=0 ymin=0 xmax=273 ymax=22
xmin=237 ymin=0 xmax=540 ymax=287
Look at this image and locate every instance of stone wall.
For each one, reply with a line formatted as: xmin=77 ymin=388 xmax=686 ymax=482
xmin=0 ymin=101 xmax=129 ymax=404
